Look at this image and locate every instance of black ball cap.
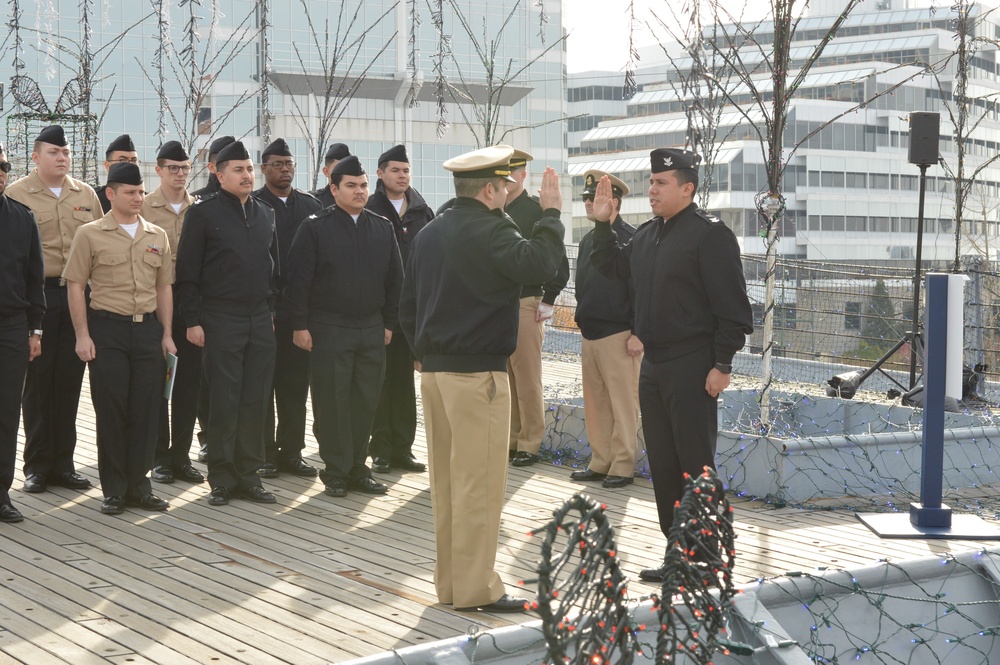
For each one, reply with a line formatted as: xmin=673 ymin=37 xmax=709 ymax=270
xmin=107 ymin=134 xmax=135 ymax=154
xmin=325 ymin=142 xmax=351 ymax=161
xmin=215 ymin=140 xmax=250 ymax=165
xmin=331 ymin=155 xmax=365 ymax=177
xmin=208 ymin=135 xmax=236 ymax=159
xmin=262 ymin=138 xmax=293 ymax=160
xmin=650 ymin=148 xmax=701 ymax=174
xmin=156 ymin=140 xmax=189 ymax=162
xmin=36 ymin=125 xmax=68 ymax=147
xmin=378 ymin=144 xmax=408 ymax=166
xmin=107 ymin=162 xmax=143 ymax=186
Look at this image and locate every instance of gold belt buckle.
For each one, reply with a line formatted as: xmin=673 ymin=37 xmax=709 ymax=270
xmin=132 ymin=313 xmax=144 ymax=323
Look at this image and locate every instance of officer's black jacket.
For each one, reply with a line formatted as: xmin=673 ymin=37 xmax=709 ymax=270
xmin=284 ymin=206 xmax=403 ymax=331
xmin=504 ymin=189 xmax=569 ymax=304
xmin=175 ymin=190 xmax=279 ymax=326
xmin=590 ymin=202 xmax=753 ymax=364
xmin=366 ymin=180 xmax=434 ymax=266
xmin=399 ymin=197 xmax=565 ymax=374
xmin=575 ymin=215 xmax=636 ymax=341
xmin=97 ymin=185 xmax=112 ymax=214
xmin=0 ymin=195 xmax=45 ymax=328
xmin=191 ymin=174 xmax=220 ymax=200
xmin=313 ymin=186 xmax=335 ymax=209
xmin=251 ymin=186 xmax=322 ymax=318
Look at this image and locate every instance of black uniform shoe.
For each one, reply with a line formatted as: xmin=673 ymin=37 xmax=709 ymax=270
xmin=240 ymin=486 xmax=276 ymax=503
xmin=570 ymin=468 xmax=607 ymax=482
xmin=456 ymin=594 xmax=529 ymax=613
xmin=349 ymin=476 xmax=389 ymax=495
xmin=323 ymin=479 xmax=348 ymax=498
xmin=101 ymin=496 xmax=125 ymax=515
xmin=371 ymin=457 xmax=391 ymax=473
xmin=602 ymin=475 xmax=634 ymax=488
xmin=257 ymin=460 xmax=279 ymax=478
xmin=392 ymin=454 xmax=426 ymax=473
xmin=510 ymin=452 xmax=538 ymax=467
xmin=208 ymin=486 xmax=230 ymax=506
xmin=279 ymin=457 xmax=318 ymax=477
xmin=151 ymin=465 xmax=175 ymax=484
xmin=50 ymin=471 xmax=91 ymax=490
xmin=125 ymin=494 xmax=169 ymax=511
xmin=173 ymin=464 xmax=205 ymax=483
xmin=22 ymin=474 xmax=46 ymax=493
xmin=196 ymin=445 xmax=208 ymax=463
xmin=638 ymin=564 xmax=667 ymax=583
xmin=0 ymin=502 xmax=24 ymax=523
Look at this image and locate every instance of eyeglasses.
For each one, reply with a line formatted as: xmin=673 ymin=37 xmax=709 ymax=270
xmin=264 ymin=160 xmax=295 ymax=170
xmin=0 ymin=162 xmax=10 ymax=174
xmin=113 ymin=157 xmax=140 ymax=164
xmin=164 ymin=165 xmax=192 ymax=174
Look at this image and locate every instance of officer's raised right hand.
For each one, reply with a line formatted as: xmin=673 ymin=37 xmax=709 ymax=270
xmin=592 ymin=175 xmax=615 ymax=223
xmin=538 ymin=167 xmax=562 ymax=211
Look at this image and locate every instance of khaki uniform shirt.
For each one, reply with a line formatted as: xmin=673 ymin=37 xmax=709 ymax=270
xmin=141 ymin=186 xmax=193 ymax=265
xmin=62 ymin=214 xmax=174 ymax=316
xmin=5 ymin=170 xmax=103 ymax=277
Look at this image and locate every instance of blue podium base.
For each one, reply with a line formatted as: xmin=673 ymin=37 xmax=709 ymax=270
xmin=857 ymin=512 xmax=1000 ymax=539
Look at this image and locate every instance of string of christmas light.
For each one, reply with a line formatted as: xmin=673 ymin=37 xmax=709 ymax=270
xmin=530 ymin=493 xmax=638 ymax=664
xmin=654 ymin=468 xmax=738 ymax=664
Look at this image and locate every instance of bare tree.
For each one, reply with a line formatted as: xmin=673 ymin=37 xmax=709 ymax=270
xmin=431 ymin=0 xmax=569 ymax=147
xmin=143 ymin=0 xmax=264 ymax=163
xmin=280 ymin=0 xmax=397 ymax=189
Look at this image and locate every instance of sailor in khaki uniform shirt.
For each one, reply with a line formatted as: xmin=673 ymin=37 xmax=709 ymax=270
xmin=5 ymin=124 xmax=102 ymax=495
xmin=141 ymin=141 xmax=205 ymax=487
xmin=63 ymin=162 xmax=176 ymax=516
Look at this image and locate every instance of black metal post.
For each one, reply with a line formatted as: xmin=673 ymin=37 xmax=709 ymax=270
xmin=910 ymin=163 xmax=929 ymax=390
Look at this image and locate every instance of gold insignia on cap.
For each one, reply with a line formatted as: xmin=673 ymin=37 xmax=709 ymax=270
xmin=585 ymin=174 xmax=595 ymax=188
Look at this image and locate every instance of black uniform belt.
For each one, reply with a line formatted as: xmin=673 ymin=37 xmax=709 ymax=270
xmin=90 ymin=310 xmax=157 ymax=323
xmin=44 ymin=277 xmax=66 ymax=288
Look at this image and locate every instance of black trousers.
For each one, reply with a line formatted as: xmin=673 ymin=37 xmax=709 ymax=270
xmin=264 ymin=317 xmax=310 ymax=462
xmin=22 ymin=284 xmax=86 ymax=478
xmin=310 ymin=322 xmax=384 ymax=482
xmin=369 ymin=331 xmax=417 ymax=461
xmin=0 ymin=316 xmax=29 ymax=502
xmin=201 ymin=309 xmax=275 ymax=492
xmin=88 ymin=314 xmax=165 ymax=499
xmin=154 ymin=289 xmax=203 ymax=469
xmin=638 ymin=345 xmax=718 ymax=538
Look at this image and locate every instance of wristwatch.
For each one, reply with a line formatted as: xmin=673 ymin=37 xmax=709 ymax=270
xmin=714 ymin=362 xmax=732 ymax=374
xmin=29 ymin=329 xmax=43 ymax=338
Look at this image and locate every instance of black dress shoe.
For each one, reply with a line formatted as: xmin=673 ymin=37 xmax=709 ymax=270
xmin=638 ymin=564 xmax=667 ymax=583
xmin=208 ymin=486 xmax=230 ymax=506
xmin=349 ymin=476 xmax=389 ymax=495
xmin=196 ymin=446 xmax=208 ymax=463
xmin=101 ymin=496 xmax=125 ymax=515
xmin=240 ymin=486 xmax=276 ymax=503
xmin=456 ymin=594 xmax=529 ymax=613
xmin=279 ymin=457 xmax=318 ymax=477
xmin=150 ymin=465 xmax=175 ymax=484
xmin=125 ymin=494 xmax=169 ymax=511
xmin=22 ymin=474 xmax=46 ymax=493
xmin=392 ymin=455 xmax=426 ymax=473
xmin=510 ymin=451 xmax=538 ymax=467
xmin=323 ymin=479 xmax=348 ymax=498
xmin=602 ymin=475 xmax=634 ymax=488
xmin=570 ymin=468 xmax=607 ymax=482
xmin=0 ymin=502 xmax=24 ymax=523
xmin=371 ymin=457 xmax=391 ymax=474
xmin=50 ymin=471 xmax=91 ymax=490
xmin=173 ymin=464 xmax=205 ymax=483
xmin=257 ymin=460 xmax=279 ymax=478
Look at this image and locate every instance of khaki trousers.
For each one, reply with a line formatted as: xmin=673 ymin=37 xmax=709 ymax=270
xmin=508 ymin=295 xmax=546 ymax=454
xmin=581 ymin=330 xmax=642 ymax=478
xmin=421 ymin=370 xmax=510 ymax=607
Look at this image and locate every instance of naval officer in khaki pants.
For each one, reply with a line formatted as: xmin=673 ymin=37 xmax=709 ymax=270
xmin=399 ymin=145 xmax=566 ymax=612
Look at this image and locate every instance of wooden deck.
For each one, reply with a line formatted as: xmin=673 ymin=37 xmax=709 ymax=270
xmin=2 ymin=357 xmax=998 ymax=664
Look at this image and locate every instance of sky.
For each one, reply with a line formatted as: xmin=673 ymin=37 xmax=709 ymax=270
xmin=563 ymin=0 xmax=664 ymax=74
